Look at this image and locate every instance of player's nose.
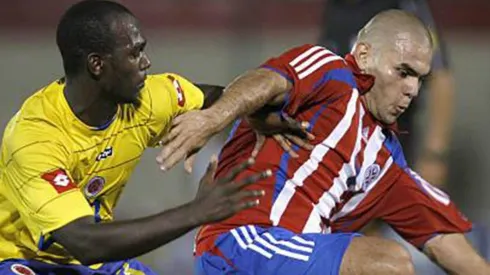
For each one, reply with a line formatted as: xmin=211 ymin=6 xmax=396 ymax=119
xmin=404 ymin=77 xmax=419 ymax=98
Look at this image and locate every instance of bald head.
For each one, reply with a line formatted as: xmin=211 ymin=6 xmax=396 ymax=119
xmin=355 ymin=9 xmax=433 ymax=53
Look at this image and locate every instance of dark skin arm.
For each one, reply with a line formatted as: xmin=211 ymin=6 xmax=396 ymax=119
xmin=194 ymin=83 xmax=224 ymax=109
xmin=53 ymin=204 xmax=202 ymax=265
xmin=52 ymin=158 xmax=270 ymax=265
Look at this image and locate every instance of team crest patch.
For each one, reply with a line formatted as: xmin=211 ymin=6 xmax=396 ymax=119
xmin=362 ymin=164 xmax=381 ymax=190
xmin=10 ymin=264 xmax=36 ymax=275
xmin=85 ymin=176 xmax=105 ymax=198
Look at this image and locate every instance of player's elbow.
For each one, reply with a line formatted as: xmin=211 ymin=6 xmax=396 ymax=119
xmin=59 ymin=235 xmax=111 ymax=265
xmin=51 ymin=216 xmax=108 ymax=265
xmin=73 ymin=250 xmax=105 ymax=266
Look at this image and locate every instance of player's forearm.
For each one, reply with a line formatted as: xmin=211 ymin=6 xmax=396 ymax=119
xmin=424 ymin=233 xmax=490 ymax=275
xmin=204 ymin=68 xmax=289 ymax=133
xmin=194 ymin=84 xmax=225 ymax=109
xmin=52 ymin=202 xmax=203 ymax=265
xmin=422 ymin=70 xmax=455 ymax=155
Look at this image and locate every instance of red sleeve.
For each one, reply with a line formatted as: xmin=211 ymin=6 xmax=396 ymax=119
xmin=380 ymin=169 xmax=472 ymax=249
xmin=261 ymin=44 xmax=348 ymax=116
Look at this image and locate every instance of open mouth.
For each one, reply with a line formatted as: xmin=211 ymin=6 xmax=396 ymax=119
xmin=396 ymin=106 xmax=407 ymax=113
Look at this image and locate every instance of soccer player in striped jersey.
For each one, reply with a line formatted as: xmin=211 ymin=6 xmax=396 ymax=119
xmin=188 ymin=10 xmax=490 ymax=275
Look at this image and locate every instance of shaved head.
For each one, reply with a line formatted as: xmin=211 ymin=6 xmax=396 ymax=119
xmin=355 ymin=9 xmax=433 ymax=55
xmin=352 ymin=9 xmax=434 ymax=125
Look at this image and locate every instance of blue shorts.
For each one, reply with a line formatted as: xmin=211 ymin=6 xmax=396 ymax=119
xmin=0 ymin=258 xmax=157 ymax=275
xmin=195 ymin=225 xmax=360 ymax=275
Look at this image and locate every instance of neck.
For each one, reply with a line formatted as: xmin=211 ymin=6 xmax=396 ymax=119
xmin=64 ymin=75 xmax=118 ymax=128
xmin=362 ymin=92 xmax=380 ymax=121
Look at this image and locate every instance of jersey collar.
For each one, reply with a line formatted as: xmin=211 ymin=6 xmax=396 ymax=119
xmin=344 ymin=53 xmax=403 ymax=134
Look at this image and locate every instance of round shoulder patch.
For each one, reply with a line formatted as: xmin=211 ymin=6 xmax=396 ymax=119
xmin=11 ymin=264 xmax=36 ymax=275
xmin=85 ymin=176 xmax=105 ymax=198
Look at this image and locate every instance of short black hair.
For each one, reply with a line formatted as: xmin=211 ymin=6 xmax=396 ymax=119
xmin=56 ymin=0 xmax=134 ymax=76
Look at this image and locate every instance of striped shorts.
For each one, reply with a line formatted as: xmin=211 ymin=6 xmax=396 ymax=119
xmin=195 ymin=225 xmax=360 ymax=275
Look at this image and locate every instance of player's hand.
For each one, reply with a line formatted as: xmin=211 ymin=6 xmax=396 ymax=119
xmin=191 ymin=155 xmax=271 ymax=224
xmin=157 ymin=109 xmax=219 ymax=173
xmin=247 ymin=112 xmax=315 ymax=158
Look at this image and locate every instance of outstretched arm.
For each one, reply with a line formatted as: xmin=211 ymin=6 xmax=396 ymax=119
xmin=52 ymin=158 xmax=269 ymax=265
xmin=157 ymin=68 xmax=291 ymax=171
xmin=424 ymin=233 xmax=490 ymax=275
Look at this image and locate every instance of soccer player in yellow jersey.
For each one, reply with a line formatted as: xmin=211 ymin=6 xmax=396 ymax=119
xmin=0 ymin=1 xmax=279 ymax=274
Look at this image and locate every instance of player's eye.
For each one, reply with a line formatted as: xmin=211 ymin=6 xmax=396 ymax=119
xmin=398 ymin=69 xmax=409 ymax=79
xmin=131 ymin=49 xmax=142 ymax=58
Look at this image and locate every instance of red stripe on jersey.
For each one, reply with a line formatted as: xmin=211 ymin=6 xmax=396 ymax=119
xmin=276 ymin=92 xmax=361 ymax=232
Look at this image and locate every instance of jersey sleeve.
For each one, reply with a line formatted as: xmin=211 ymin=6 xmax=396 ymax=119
xmin=144 ymin=73 xmax=205 ymax=147
xmin=1 ymin=142 xmax=93 ymax=246
xmin=261 ymin=44 xmax=350 ymax=116
xmin=379 ymin=169 xmax=472 ymax=249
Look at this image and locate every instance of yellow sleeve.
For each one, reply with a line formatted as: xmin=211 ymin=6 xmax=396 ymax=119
xmin=1 ymin=142 xmax=93 ymax=244
xmin=144 ymin=73 xmax=205 ymax=147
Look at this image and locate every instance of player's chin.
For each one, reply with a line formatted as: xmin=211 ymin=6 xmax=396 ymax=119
xmin=381 ymin=113 xmax=398 ymax=125
xmin=118 ymin=92 xmax=142 ymax=106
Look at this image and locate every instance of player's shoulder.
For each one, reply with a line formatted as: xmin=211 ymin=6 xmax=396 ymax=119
xmin=4 ymin=79 xmax=70 ymax=153
xmin=139 ymin=73 xmax=203 ymax=114
xmin=269 ymin=43 xmax=349 ymax=73
xmin=17 ymin=78 xmax=68 ymax=123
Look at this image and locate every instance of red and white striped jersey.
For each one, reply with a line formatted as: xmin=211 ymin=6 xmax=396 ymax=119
xmin=195 ymin=44 xmax=470 ymax=255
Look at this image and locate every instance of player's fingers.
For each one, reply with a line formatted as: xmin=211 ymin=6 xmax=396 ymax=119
xmin=200 ymin=154 xmax=218 ymax=186
xmin=232 ymin=189 xmax=265 ymax=202
xmin=285 ymin=134 xmax=314 ymax=150
xmin=251 ymin=134 xmax=266 ymax=158
xmin=219 ymin=158 xmax=255 ymax=183
xmin=233 ymin=197 xmax=262 ymax=212
xmin=274 ymin=135 xmax=298 ymax=158
xmin=159 ymin=142 xmax=191 ymax=171
xmin=184 ymin=152 xmax=198 ymax=174
xmin=170 ymin=113 xmax=187 ymax=127
xmin=158 ymin=124 xmax=184 ymax=147
xmin=232 ymin=170 xmax=272 ymax=191
xmin=281 ymin=114 xmax=316 ymax=141
xmin=157 ymin=135 xmax=188 ymax=168
xmin=280 ymin=115 xmax=308 ymax=138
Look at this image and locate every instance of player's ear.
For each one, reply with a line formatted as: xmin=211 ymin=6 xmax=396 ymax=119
xmin=352 ymin=42 xmax=371 ymax=72
xmin=87 ymin=53 xmax=104 ymax=78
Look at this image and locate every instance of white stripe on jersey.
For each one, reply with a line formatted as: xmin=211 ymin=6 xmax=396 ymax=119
xmin=270 ymin=88 xmax=360 ymax=226
xmin=288 ymin=45 xmax=343 ymax=80
xmin=302 ymin=107 xmax=365 ymax=233
xmin=289 ymin=46 xmax=324 ymax=67
xmin=293 ymin=49 xmax=333 ymax=73
xmin=297 ymin=55 xmax=344 ymax=80
xmin=331 ymin=127 xmax=392 ymax=222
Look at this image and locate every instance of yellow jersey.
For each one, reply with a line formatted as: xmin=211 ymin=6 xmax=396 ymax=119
xmin=0 ymin=73 xmax=204 ymax=264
